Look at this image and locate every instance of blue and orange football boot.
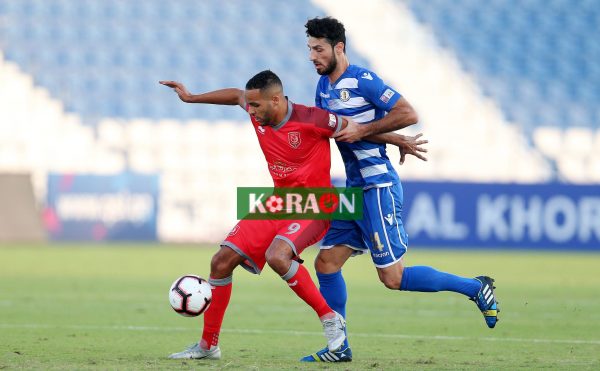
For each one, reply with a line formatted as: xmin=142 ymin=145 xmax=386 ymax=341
xmin=300 ymin=345 xmax=352 ymax=362
xmin=471 ymin=276 xmax=500 ymax=328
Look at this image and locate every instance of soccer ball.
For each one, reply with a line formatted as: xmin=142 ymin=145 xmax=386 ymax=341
xmin=169 ymin=275 xmax=212 ymax=317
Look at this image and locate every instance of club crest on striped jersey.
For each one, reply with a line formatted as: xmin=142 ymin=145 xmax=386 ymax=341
xmin=288 ymin=132 xmax=301 ymax=149
xmin=339 ymin=89 xmax=351 ymax=102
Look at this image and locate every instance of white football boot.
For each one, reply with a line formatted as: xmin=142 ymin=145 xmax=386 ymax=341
xmin=168 ymin=343 xmax=221 ymax=360
xmin=321 ymin=311 xmax=346 ymax=351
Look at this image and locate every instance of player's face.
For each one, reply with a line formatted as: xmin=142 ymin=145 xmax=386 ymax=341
xmin=245 ymin=89 xmax=276 ymax=126
xmin=308 ymin=36 xmax=337 ymax=76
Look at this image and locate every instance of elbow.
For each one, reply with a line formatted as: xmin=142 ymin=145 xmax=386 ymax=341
xmin=400 ymin=106 xmax=419 ymax=128
xmin=406 ymin=111 xmax=419 ymax=126
xmin=395 ymin=111 xmax=418 ymax=130
xmin=390 ymin=104 xmax=419 ymax=129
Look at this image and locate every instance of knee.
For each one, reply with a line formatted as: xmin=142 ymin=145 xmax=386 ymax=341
xmin=314 ymin=251 xmax=344 ymax=274
xmin=265 ymin=248 xmax=289 ymax=273
xmin=314 ymin=253 xmax=328 ymax=272
xmin=210 ymin=253 xmax=233 ymax=276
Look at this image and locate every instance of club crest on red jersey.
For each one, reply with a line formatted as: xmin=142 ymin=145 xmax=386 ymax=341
xmin=288 ymin=132 xmax=301 ymax=149
xmin=228 ymin=224 xmax=240 ymax=236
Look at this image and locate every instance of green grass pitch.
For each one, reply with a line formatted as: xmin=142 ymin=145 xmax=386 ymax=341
xmin=1 ymin=244 xmax=599 ymax=370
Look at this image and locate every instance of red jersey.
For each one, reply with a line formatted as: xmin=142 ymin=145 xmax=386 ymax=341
xmin=249 ymin=100 xmax=342 ymax=188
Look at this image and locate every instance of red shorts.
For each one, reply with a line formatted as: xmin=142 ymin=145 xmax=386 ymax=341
xmin=222 ymin=219 xmax=330 ymax=274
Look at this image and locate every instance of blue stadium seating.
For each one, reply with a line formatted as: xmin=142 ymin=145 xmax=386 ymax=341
xmin=0 ymin=0 xmax=370 ymax=122
xmin=406 ymin=0 xmax=600 ymax=131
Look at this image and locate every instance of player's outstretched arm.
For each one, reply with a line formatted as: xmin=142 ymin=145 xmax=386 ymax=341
xmin=368 ymin=132 xmax=428 ymax=165
xmin=334 ymin=97 xmax=418 ymax=143
xmin=159 ymin=81 xmax=244 ymax=108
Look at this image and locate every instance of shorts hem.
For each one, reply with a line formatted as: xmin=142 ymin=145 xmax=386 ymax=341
xmin=320 ymin=243 xmax=364 ymax=251
xmin=373 ymin=256 xmax=404 ymax=269
xmin=220 ymin=241 xmax=261 ymax=275
xmin=274 ymin=235 xmax=298 ymax=256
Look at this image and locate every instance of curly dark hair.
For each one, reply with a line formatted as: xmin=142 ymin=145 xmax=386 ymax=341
xmin=245 ymin=70 xmax=283 ymax=91
xmin=305 ymin=16 xmax=346 ymax=52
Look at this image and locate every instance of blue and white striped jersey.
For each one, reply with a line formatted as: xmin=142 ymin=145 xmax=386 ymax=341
xmin=315 ymin=65 xmax=402 ymax=189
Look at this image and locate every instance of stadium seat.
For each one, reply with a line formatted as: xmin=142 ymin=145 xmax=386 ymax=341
xmin=564 ymin=127 xmax=594 ymax=156
xmin=533 ymin=127 xmax=563 ymax=159
xmin=0 ymin=0 xmax=335 ymax=122
xmin=406 ymin=0 xmax=600 ymax=134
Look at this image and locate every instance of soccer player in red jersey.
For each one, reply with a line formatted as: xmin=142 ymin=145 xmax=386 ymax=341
xmin=159 ymin=70 xmax=425 ymax=360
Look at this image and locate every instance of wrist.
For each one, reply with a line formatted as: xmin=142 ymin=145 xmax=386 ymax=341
xmin=359 ymin=124 xmax=371 ymax=138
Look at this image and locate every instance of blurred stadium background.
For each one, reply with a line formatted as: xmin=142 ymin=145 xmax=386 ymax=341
xmin=0 ymin=0 xmax=598 ymax=248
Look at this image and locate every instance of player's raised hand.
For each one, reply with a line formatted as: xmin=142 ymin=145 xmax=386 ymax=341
xmin=398 ymin=133 xmax=428 ymax=165
xmin=159 ymin=80 xmax=192 ymax=102
xmin=334 ymin=117 xmax=366 ymax=143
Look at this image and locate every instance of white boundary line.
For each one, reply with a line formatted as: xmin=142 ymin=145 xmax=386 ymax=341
xmin=1 ymin=323 xmax=599 ymax=345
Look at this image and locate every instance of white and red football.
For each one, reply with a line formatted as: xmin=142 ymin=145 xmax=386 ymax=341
xmin=169 ymin=275 xmax=212 ymax=317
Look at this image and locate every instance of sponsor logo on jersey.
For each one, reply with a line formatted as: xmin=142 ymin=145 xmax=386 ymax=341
xmin=256 ymin=125 xmax=266 ymax=134
xmin=320 ymin=92 xmax=330 ymax=98
xmin=361 ymin=72 xmax=373 ymax=80
xmin=268 ymin=161 xmax=298 ymax=178
xmin=328 ymin=113 xmax=337 ymax=128
xmin=288 ymin=132 xmax=301 ymax=149
xmin=372 ymin=251 xmax=390 ymax=258
xmin=380 ymin=88 xmax=395 ymax=103
xmin=384 ymin=213 xmax=394 ymax=225
xmin=339 ymin=89 xmax=351 ymax=102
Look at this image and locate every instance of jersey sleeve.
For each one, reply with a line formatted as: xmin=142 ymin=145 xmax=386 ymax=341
xmin=314 ymin=79 xmax=326 ymax=109
xmin=311 ymin=106 xmax=343 ymax=138
xmin=314 ymin=84 xmax=321 ymax=108
xmin=357 ymin=70 xmax=402 ymax=111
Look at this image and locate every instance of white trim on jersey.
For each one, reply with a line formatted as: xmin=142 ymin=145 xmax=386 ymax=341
xmin=353 ymin=148 xmax=381 ymax=160
xmin=335 ymin=78 xmax=359 ymax=89
xmin=351 ymin=109 xmax=376 ymax=123
xmin=387 ymin=186 xmax=408 ymax=251
xmin=377 ymin=188 xmax=397 ymax=261
xmin=328 ymin=96 xmax=369 ymax=110
xmin=359 ymin=164 xmax=388 ymax=178
xmin=363 ymin=182 xmax=393 ymax=190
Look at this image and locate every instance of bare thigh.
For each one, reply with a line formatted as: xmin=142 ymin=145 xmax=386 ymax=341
xmin=211 ymin=245 xmax=247 ymax=279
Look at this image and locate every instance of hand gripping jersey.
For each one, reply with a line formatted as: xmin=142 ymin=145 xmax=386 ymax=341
xmin=315 ymin=65 xmax=402 ymax=189
xmin=249 ymin=99 xmax=343 ymax=188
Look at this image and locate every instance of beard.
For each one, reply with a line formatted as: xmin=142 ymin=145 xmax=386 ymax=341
xmin=317 ymin=53 xmax=338 ymax=76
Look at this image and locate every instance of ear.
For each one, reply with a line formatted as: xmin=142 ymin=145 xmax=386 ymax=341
xmin=271 ymin=94 xmax=280 ymax=105
xmin=334 ymin=42 xmax=345 ymax=55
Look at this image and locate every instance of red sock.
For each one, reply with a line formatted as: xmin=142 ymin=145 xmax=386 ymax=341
xmin=285 ymin=262 xmax=332 ymax=318
xmin=201 ymin=279 xmax=232 ymax=349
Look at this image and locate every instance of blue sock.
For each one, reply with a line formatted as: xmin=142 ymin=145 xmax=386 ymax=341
xmin=399 ymin=266 xmax=481 ymax=297
xmin=317 ymin=270 xmax=349 ymax=348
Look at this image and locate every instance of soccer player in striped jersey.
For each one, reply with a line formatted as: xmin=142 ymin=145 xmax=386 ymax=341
xmin=301 ymin=17 xmax=499 ymax=363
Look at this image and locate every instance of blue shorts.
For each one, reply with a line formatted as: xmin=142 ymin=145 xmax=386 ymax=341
xmin=321 ymin=184 xmax=408 ymax=268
